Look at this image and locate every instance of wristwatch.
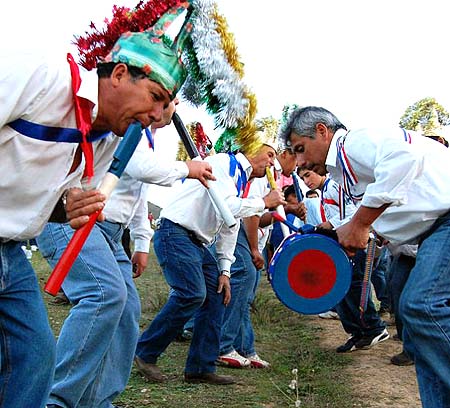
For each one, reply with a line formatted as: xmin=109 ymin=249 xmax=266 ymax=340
xmin=221 ymin=270 xmax=231 ymax=278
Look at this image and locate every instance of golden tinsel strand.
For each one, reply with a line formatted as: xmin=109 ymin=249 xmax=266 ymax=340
xmin=212 ymin=7 xmax=244 ymax=78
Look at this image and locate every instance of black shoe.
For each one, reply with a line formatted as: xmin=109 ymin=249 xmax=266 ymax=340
xmin=336 ymin=335 xmax=361 ymax=353
xmin=184 ymin=372 xmax=235 ymax=385
xmin=354 ymin=328 xmax=389 ymax=350
xmin=391 ymin=350 xmax=414 ymax=366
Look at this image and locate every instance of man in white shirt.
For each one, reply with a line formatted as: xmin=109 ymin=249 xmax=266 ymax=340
xmin=281 ymin=106 xmax=450 ymax=407
xmin=37 ymin=99 xmax=213 ymax=408
xmin=298 ymin=168 xmax=388 ymax=351
xmin=217 ymin=144 xmax=306 ymax=369
xmin=135 ymin=141 xmax=286 ymax=385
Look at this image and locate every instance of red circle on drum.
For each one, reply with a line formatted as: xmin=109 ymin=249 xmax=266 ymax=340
xmin=287 ymin=249 xmax=336 ymax=299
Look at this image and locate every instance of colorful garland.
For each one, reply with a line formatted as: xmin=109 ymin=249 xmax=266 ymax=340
xmin=176 ymin=121 xmax=214 ymax=160
xmin=75 ymin=0 xmax=184 ymax=70
xmin=75 ymin=0 xmax=261 ymax=155
xmin=182 ymin=0 xmax=261 ymax=156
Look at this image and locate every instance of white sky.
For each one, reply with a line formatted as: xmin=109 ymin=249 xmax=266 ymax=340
xmin=3 ymin=0 xmax=450 ymax=206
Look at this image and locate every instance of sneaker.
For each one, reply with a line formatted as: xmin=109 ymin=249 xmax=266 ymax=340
xmin=134 ymin=356 xmax=168 ymax=382
xmin=318 ymin=311 xmax=339 ymax=320
xmin=216 ymin=350 xmax=250 ymax=368
xmin=246 ymin=353 xmax=270 ymax=368
xmin=336 ymin=335 xmax=361 ymax=353
xmin=391 ymin=350 xmax=414 ymax=366
xmin=354 ymin=328 xmax=389 ymax=350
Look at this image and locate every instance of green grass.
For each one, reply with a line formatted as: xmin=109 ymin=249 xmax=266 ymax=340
xmin=34 ymin=247 xmax=358 ymax=408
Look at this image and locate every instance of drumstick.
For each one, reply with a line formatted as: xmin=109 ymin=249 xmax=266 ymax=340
xmin=291 ymin=171 xmax=304 ymax=202
xmin=172 ymin=113 xmax=236 ymax=228
xmin=271 ymin=212 xmax=299 ymax=233
xmin=265 ymin=167 xmax=290 ymax=237
xmin=45 ymin=122 xmax=143 ymax=296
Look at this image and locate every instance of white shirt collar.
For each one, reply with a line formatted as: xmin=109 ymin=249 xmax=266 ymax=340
xmin=326 ymin=128 xmax=348 ymax=169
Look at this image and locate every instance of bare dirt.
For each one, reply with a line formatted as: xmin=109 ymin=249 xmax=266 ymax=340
xmin=309 ymin=316 xmax=421 ymax=407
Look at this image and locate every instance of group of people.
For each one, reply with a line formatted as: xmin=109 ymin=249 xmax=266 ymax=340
xmin=1 ymin=2 xmax=450 ymax=407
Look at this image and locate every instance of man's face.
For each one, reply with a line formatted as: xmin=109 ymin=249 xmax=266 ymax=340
xmin=289 ymin=124 xmax=331 ymax=176
xmin=248 ymin=145 xmax=277 ymax=178
xmin=102 ymin=64 xmax=171 ymax=136
xmin=152 ymin=98 xmax=179 ymax=130
xmin=278 ymin=149 xmax=297 ymax=177
xmin=298 ymin=168 xmax=324 ymax=190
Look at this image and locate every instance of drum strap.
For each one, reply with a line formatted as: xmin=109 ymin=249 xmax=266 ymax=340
xmin=359 ymin=231 xmax=377 ymax=326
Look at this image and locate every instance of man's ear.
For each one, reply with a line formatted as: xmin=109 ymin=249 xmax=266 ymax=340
xmin=110 ymin=63 xmax=128 ymax=87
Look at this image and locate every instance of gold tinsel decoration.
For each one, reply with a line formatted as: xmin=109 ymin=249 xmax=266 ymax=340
xmin=212 ymin=7 xmax=262 ymax=157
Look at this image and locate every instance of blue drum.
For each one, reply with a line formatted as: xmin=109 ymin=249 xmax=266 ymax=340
xmin=268 ymin=232 xmax=352 ymax=315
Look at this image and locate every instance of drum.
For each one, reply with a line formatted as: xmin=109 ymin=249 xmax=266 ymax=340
xmin=268 ymin=232 xmax=352 ymax=314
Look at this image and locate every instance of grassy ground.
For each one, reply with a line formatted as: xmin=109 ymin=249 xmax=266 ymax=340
xmin=33 ymin=247 xmax=358 ymax=408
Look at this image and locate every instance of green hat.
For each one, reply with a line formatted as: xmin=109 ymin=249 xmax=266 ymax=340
xmin=104 ymin=2 xmax=192 ymax=97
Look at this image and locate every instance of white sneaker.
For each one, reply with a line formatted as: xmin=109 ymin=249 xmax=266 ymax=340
xmin=247 ymin=353 xmax=270 ymax=368
xmin=216 ymin=350 xmax=250 ymax=368
xmin=318 ymin=311 xmax=339 ymax=320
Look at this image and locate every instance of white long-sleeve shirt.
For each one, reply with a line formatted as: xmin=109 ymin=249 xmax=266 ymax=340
xmin=101 ymin=134 xmax=189 ymax=252
xmin=160 ymin=152 xmax=266 ymax=272
xmin=326 ymin=127 xmax=450 ymax=244
xmin=0 ymin=51 xmax=98 ymax=240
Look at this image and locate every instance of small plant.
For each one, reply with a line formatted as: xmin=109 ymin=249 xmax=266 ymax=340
xmin=289 ymin=368 xmax=301 ymax=407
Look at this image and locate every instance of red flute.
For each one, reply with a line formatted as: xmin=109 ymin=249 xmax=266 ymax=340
xmin=45 ymin=122 xmax=143 ymax=295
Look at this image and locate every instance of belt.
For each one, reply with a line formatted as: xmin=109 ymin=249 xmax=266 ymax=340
xmin=158 ymin=218 xmax=204 ymax=246
xmin=48 ymin=198 xmax=68 ymax=223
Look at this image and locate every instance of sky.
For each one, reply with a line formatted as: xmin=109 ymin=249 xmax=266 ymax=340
xmin=3 ymin=0 xmax=450 ymax=206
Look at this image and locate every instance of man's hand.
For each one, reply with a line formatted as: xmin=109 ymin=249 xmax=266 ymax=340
xmin=65 ymin=188 xmax=106 ymax=229
xmin=336 ymin=221 xmax=370 ymax=257
xmin=131 ymin=251 xmax=148 ymax=278
xmin=217 ymin=275 xmax=231 ymax=305
xmin=251 ymin=249 xmax=265 ymax=270
xmin=186 ymin=161 xmax=216 ymax=188
xmin=263 ymin=190 xmax=286 ymax=209
xmin=336 ymin=204 xmax=390 ymax=256
xmin=285 ymin=201 xmax=307 ymax=222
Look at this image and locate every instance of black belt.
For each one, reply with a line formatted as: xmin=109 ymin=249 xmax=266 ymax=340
xmin=48 ymin=198 xmax=68 ymax=223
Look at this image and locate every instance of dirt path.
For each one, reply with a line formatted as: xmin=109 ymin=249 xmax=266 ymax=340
xmin=308 ymin=317 xmax=421 ymax=407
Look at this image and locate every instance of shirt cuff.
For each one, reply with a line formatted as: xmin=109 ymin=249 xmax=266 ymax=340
xmin=133 ymin=238 xmax=151 ymax=253
xmin=219 ymin=258 xmax=232 ymax=273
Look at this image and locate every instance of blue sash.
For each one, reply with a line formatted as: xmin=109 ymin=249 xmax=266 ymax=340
xmin=7 ymin=118 xmax=109 ymax=143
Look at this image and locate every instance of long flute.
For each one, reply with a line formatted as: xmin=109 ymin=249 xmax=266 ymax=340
xmin=172 ymin=113 xmax=236 ymax=228
xmin=265 ymin=167 xmax=290 ymax=237
xmin=44 ymin=122 xmax=143 ymax=296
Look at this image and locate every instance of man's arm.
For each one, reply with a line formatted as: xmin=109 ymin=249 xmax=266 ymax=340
xmin=336 ymin=204 xmax=390 ymax=255
xmin=243 ymin=215 xmax=265 ymax=270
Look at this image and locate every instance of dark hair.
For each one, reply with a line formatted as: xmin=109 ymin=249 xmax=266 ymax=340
xmin=284 ymin=184 xmax=296 ymax=200
xmin=97 ymin=62 xmax=147 ymax=81
xmin=306 ymin=189 xmax=319 ymax=198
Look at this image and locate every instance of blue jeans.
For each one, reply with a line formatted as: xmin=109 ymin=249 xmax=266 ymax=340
xmin=37 ymin=221 xmax=141 ymax=408
xmin=389 ymin=254 xmax=415 ymax=342
xmin=400 ymin=212 xmax=450 ymax=407
xmin=0 ymin=241 xmax=56 ymax=408
xmin=136 ymin=218 xmax=226 ymax=374
xmin=371 ymin=246 xmax=391 ymax=312
xmin=335 ymin=249 xmax=386 ymax=337
xmin=219 ymin=225 xmax=258 ymax=357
